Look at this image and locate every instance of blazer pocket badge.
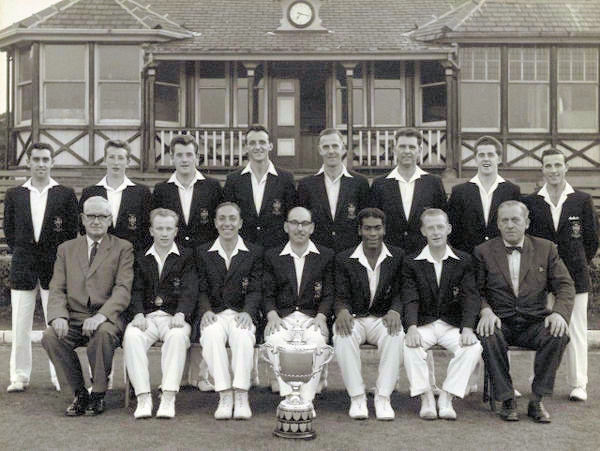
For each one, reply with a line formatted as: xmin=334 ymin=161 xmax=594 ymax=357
xmin=272 ymin=199 xmax=282 ymax=216
xmin=241 ymin=277 xmax=249 ymax=295
xmin=313 ymin=281 xmax=322 ymax=299
xmin=154 ymin=296 xmax=164 ymax=307
xmin=569 ymin=216 xmax=582 ymax=239
xmin=347 ymin=203 xmax=356 ymax=220
xmin=53 ymin=216 xmax=63 ymax=232
xmin=385 ymin=285 xmax=392 ymax=297
xmin=452 ymin=286 xmax=460 ymax=298
xmin=200 ymin=208 xmax=210 ymax=224
xmin=127 ymin=214 xmax=137 ymax=230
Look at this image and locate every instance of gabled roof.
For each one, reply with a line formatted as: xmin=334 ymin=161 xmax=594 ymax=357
xmin=411 ymin=0 xmax=600 ymax=42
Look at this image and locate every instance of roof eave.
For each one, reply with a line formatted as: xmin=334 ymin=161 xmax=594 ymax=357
xmin=432 ymin=32 xmax=600 ymax=45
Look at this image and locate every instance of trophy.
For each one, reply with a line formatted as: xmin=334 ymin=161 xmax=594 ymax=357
xmin=260 ymin=322 xmax=334 ymax=440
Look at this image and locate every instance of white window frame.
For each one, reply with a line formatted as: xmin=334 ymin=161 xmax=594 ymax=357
xmin=332 ymin=62 xmax=367 ymax=129
xmin=195 ymin=61 xmax=230 ymax=127
xmin=233 ymin=62 xmax=249 ymax=128
xmin=415 ymin=61 xmax=447 ymax=127
xmin=370 ymin=61 xmax=406 ymax=127
xmin=15 ymin=46 xmax=33 ymax=126
xmin=155 ymin=61 xmax=186 ymax=127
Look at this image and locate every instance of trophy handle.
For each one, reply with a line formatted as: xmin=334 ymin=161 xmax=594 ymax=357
xmin=259 ymin=343 xmax=282 ymax=378
xmin=309 ymin=345 xmax=335 ymax=379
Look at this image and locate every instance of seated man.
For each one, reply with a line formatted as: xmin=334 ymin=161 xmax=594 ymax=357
xmin=475 ymin=200 xmax=574 ymax=423
xmin=403 ymin=209 xmax=482 ymax=420
xmin=42 ymin=196 xmax=133 ymax=416
xmin=334 ymin=208 xmax=405 ymax=421
xmin=263 ymin=206 xmax=334 ymax=409
xmin=123 ymin=208 xmax=197 ymax=419
xmin=195 ymin=202 xmax=262 ymax=420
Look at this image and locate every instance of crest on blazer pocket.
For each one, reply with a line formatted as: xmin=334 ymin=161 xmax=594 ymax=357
xmin=53 ymin=217 xmax=63 ymax=232
xmin=452 ymin=286 xmax=460 ymax=298
xmin=172 ymin=277 xmax=181 ymax=291
xmin=127 ymin=214 xmax=137 ymax=230
xmin=313 ymin=281 xmax=322 ymax=299
xmin=272 ymin=199 xmax=282 ymax=216
xmin=384 ymin=285 xmax=392 ymax=297
xmin=347 ymin=203 xmax=356 ymax=220
xmin=241 ymin=277 xmax=249 ymax=295
xmin=569 ymin=216 xmax=582 ymax=239
xmin=200 ymin=208 xmax=210 ymax=224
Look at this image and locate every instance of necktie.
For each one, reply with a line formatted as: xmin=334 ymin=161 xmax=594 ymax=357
xmin=89 ymin=241 xmax=98 ymax=265
xmin=505 ymin=246 xmax=522 ymax=254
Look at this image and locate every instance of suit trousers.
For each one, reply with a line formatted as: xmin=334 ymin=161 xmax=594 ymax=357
xmin=334 ymin=316 xmax=404 ymax=398
xmin=566 ymin=292 xmax=588 ymax=389
xmin=480 ymin=316 xmax=569 ymax=402
xmin=42 ymin=321 xmax=121 ymax=394
xmin=201 ymin=309 xmax=256 ymax=392
xmin=264 ymin=311 xmax=326 ymax=402
xmin=404 ymin=320 xmax=482 ymax=398
xmin=10 ymin=284 xmax=58 ymax=385
xmin=123 ymin=312 xmax=191 ymax=395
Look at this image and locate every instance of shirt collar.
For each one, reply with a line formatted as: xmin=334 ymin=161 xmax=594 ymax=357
xmin=349 ymin=242 xmax=393 ymax=263
xmin=502 ymin=237 xmax=525 ymax=248
xmin=538 ymin=182 xmax=575 ymax=201
xmin=97 ymin=175 xmax=135 ymax=191
xmin=315 ymin=165 xmax=353 ymax=181
xmin=386 ymin=166 xmax=427 ymax=183
xmin=241 ymin=161 xmax=278 ymax=177
xmin=280 ymin=240 xmax=320 ymax=258
xmin=145 ymin=242 xmax=180 ymax=258
xmin=414 ymin=244 xmax=460 ymax=263
xmin=86 ymin=235 xmax=104 ymax=247
xmin=469 ymin=174 xmax=505 ymax=185
xmin=167 ymin=169 xmax=205 ymax=188
xmin=22 ymin=177 xmax=59 ymax=193
xmin=208 ymin=236 xmax=249 ymax=254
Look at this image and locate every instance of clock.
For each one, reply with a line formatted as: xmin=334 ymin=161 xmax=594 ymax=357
xmin=288 ymin=1 xmax=315 ymax=28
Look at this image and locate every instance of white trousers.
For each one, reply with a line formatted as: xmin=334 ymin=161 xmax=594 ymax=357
xmin=403 ymin=320 xmax=482 ymax=398
xmin=264 ymin=312 xmax=326 ymax=402
xmin=200 ymin=309 xmax=256 ymax=392
xmin=334 ymin=316 xmax=404 ymax=398
xmin=10 ymin=284 xmax=57 ymax=385
xmin=566 ymin=292 xmax=588 ymax=389
xmin=123 ymin=312 xmax=191 ymax=395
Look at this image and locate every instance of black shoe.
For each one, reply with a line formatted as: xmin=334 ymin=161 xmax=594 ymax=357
xmin=84 ymin=393 xmax=106 ymax=416
xmin=499 ymin=398 xmax=519 ymax=422
xmin=527 ymin=400 xmax=551 ymax=423
xmin=65 ymin=390 xmax=89 ymax=417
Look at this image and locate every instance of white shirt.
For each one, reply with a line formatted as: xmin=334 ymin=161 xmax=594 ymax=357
xmin=145 ymin=242 xmax=180 ymax=277
xmin=538 ymin=182 xmax=575 ymax=231
xmin=167 ymin=170 xmax=205 ymax=225
xmin=349 ymin=242 xmax=393 ymax=306
xmin=97 ymin=176 xmax=136 ymax=228
xmin=208 ymin=236 xmax=249 ymax=270
xmin=86 ymin=235 xmax=104 ymax=262
xmin=316 ymin=165 xmax=353 ymax=218
xmin=469 ymin=174 xmax=505 ymax=226
xmin=414 ymin=244 xmax=460 ymax=286
xmin=386 ymin=166 xmax=428 ymax=220
xmin=241 ymin=161 xmax=278 ymax=214
xmin=503 ymin=238 xmax=525 ymax=295
xmin=23 ymin=178 xmax=59 ymax=242
xmin=280 ymin=240 xmax=320 ymax=295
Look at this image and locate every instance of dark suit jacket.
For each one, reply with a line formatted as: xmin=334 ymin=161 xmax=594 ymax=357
xmin=129 ymin=245 xmax=197 ymax=322
xmin=47 ymin=234 xmax=134 ymax=330
xmin=474 ymin=235 xmax=575 ymax=323
xmin=263 ymin=243 xmax=334 ymax=318
xmin=524 ymin=189 xmax=599 ymax=293
xmin=448 ymin=180 xmax=521 ymax=254
xmin=79 ymin=183 xmax=152 ymax=251
xmin=402 ymin=248 xmax=479 ymax=330
xmin=297 ymin=170 xmax=369 ymax=252
xmin=151 ymin=176 xmax=223 ymax=248
xmin=334 ymin=244 xmax=405 ymax=317
xmin=369 ymin=173 xmax=447 ymax=253
xmin=195 ymin=240 xmax=263 ymax=322
xmin=223 ymin=167 xmax=296 ymax=249
xmin=3 ymin=184 xmax=78 ymax=290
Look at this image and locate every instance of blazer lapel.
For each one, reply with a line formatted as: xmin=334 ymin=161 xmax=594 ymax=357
xmin=18 ymin=188 xmax=35 ymax=237
xmin=317 ymin=175 xmax=333 ymax=221
xmin=87 ymin=236 xmax=111 ymax=278
xmin=388 ymin=179 xmax=407 ymax=223
xmin=468 ymin=183 xmax=486 ymax=225
xmin=225 ymin=249 xmax=247 ymax=284
xmin=423 ymin=260 xmax=439 ymax=300
xmin=283 ymin=255 xmax=299 ymax=298
xmin=77 ymin=236 xmax=90 ymax=274
xmin=407 ymin=178 xmax=423 ymax=224
xmin=39 ymin=187 xmax=57 ymax=238
xmin=556 ymin=194 xmax=575 ymax=233
xmin=298 ymin=253 xmax=316 ymax=298
xmin=518 ymin=237 xmax=535 ymax=291
xmin=490 ymin=240 xmax=513 ymax=290
xmin=259 ymin=173 xmax=276 ymax=216
xmin=438 ymin=258 xmax=456 ymax=303
xmin=373 ymin=256 xmax=393 ymax=301
xmin=160 ymin=253 xmax=176 ymax=284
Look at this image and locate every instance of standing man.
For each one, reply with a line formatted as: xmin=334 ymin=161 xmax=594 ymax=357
xmin=403 ymin=209 xmax=481 ymax=420
xmin=42 ymin=196 xmax=133 ymax=416
xmin=223 ymin=124 xmax=296 ymax=249
xmin=524 ymin=149 xmax=599 ymax=402
xmin=123 ymin=208 xmax=197 ymax=419
xmin=4 ymin=142 xmax=78 ymax=392
xmin=334 ymin=208 xmax=405 ymax=421
xmin=297 ymin=128 xmax=369 ymax=252
xmin=79 ymin=139 xmax=151 ymax=252
xmin=475 ymin=200 xmax=574 ymax=423
xmin=195 ymin=202 xmax=263 ymax=420
xmin=369 ymin=127 xmax=447 ymax=254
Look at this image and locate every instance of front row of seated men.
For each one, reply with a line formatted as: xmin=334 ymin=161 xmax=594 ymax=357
xmin=41 ymin=196 xmax=574 ymax=424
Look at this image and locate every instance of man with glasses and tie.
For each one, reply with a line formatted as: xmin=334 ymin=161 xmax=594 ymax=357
xmin=42 ymin=196 xmax=134 ymax=417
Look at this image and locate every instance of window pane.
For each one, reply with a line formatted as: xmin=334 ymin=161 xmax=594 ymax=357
xmin=508 ymin=84 xmax=549 ymax=130
xmin=277 ymin=97 xmax=295 ymax=126
xmin=156 ymin=62 xmax=182 ymax=84
xmin=422 ymin=85 xmax=446 ymax=123
xmin=199 ymin=88 xmax=226 ymax=124
xmin=558 ymin=84 xmax=598 ymax=131
xmin=18 ymin=47 xmax=32 ymax=82
xmin=44 ymin=83 xmax=86 ymax=120
xmin=155 ymin=84 xmax=179 ymax=123
xmin=353 ymin=88 xmax=364 ymax=124
xmin=374 ymin=61 xmax=400 ymax=79
xmin=98 ymin=46 xmax=139 ymax=80
xmin=45 ymin=45 xmax=85 ymax=80
xmin=374 ymin=89 xmax=402 ymax=125
xmin=460 ymin=83 xmax=499 ymax=130
xmin=199 ymin=62 xmax=225 ymax=78
xmin=421 ymin=62 xmax=445 ymax=85
xmin=237 ymin=88 xmax=248 ymax=125
xmin=19 ymin=84 xmax=32 ymax=121
xmin=98 ymin=83 xmax=139 ymax=120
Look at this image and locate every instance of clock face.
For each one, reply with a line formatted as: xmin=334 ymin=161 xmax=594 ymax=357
xmin=288 ymin=1 xmax=314 ymax=28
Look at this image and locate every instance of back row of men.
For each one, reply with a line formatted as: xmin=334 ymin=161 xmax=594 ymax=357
xmin=5 ymin=126 xmax=597 ymax=422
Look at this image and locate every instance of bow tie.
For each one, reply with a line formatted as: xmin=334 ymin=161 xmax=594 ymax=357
xmin=505 ymin=246 xmax=523 ymax=254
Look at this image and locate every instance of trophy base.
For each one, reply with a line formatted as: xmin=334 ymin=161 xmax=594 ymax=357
xmin=274 ymin=402 xmax=316 ymax=440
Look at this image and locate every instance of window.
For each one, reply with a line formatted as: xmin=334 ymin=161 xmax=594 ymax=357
xmin=16 ymin=46 xmax=32 ymax=124
xmin=557 ymin=48 xmax=598 ymax=132
xmin=334 ymin=63 xmax=365 ymax=127
xmin=418 ymin=61 xmax=446 ymax=124
xmin=235 ymin=63 xmax=248 ymax=127
xmin=508 ymin=47 xmax=549 ymax=131
xmin=155 ymin=61 xmax=184 ymax=125
xmin=197 ymin=62 xmax=228 ymax=126
xmin=372 ymin=62 xmax=404 ymax=126
xmin=460 ymin=47 xmax=500 ymax=131
xmin=42 ymin=44 xmax=87 ymax=123
xmin=253 ymin=64 xmax=268 ymax=126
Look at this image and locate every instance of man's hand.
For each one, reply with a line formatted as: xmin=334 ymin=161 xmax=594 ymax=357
xmin=545 ymin=312 xmax=568 ymax=337
xmin=460 ymin=327 xmax=478 ymax=346
xmin=306 ymin=313 xmax=328 ymax=337
xmin=200 ymin=311 xmax=218 ymax=331
xmin=476 ymin=308 xmax=501 ymax=337
xmin=170 ymin=312 xmax=186 ymax=328
xmin=131 ymin=313 xmax=147 ymax=331
xmin=235 ymin=312 xmax=253 ymax=330
xmin=405 ymin=325 xmax=422 ymax=348
xmin=51 ymin=318 xmax=68 ymax=339
xmin=82 ymin=313 xmax=107 ymax=337
xmin=382 ymin=310 xmax=402 ymax=336
xmin=334 ymin=309 xmax=354 ymax=337
xmin=265 ymin=311 xmax=286 ymax=336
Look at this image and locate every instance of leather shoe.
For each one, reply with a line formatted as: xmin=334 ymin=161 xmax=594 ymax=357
xmin=499 ymin=398 xmax=519 ymax=422
xmin=65 ymin=391 xmax=89 ymax=417
xmin=527 ymin=400 xmax=551 ymax=423
xmin=85 ymin=394 xmax=106 ymax=416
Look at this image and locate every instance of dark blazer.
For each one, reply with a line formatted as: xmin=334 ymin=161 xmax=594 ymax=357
xmin=474 ymin=235 xmax=575 ymax=323
xmin=524 ymin=189 xmax=599 ymax=293
xmin=402 ymin=247 xmax=479 ymax=330
xmin=79 ymin=183 xmax=152 ymax=251
xmin=369 ymin=173 xmax=447 ymax=253
xmin=195 ymin=240 xmax=263 ymax=322
xmin=297 ymin=170 xmax=369 ymax=252
xmin=151 ymin=176 xmax=223 ymax=248
xmin=4 ymin=184 xmax=78 ymax=290
xmin=334 ymin=244 xmax=405 ymax=317
xmin=263 ymin=242 xmax=334 ymax=318
xmin=129 ymin=245 xmax=197 ymax=322
xmin=448 ymin=180 xmax=521 ymax=254
xmin=223 ymin=167 xmax=296 ymax=249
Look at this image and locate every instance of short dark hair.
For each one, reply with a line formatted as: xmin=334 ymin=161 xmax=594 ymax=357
xmin=358 ymin=207 xmax=386 ymax=227
xmin=541 ymin=148 xmax=566 ymax=164
xmin=394 ymin=128 xmax=422 ymax=146
xmin=245 ymin=124 xmax=270 ymax=139
xmin=420 ymin=208 xmax=449 ymax=227
xmin=104 ymin=139 xmax=131 ymax=158
xmin=215 ymin=201 xmax=242 ymax=217
xmin=474 ymin=135 xmax=502 ymax=156
xmin=170 ymin=134 xmax=199 ymax=155
xmin=26 ymin=142 xmax=54 ymax=159
xmin=150 ymin=208 xmax=179 ymax=226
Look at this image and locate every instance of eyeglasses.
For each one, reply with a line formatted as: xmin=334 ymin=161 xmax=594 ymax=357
xmin=83 ymin=214 xmax=111 ymax=222
xmin=287 ymin=220 xmax=313 ymax=229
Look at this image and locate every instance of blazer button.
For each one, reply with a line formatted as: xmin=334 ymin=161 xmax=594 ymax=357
xmin=295 ymin=306 xmax=299 ymax=310
xmin=331 ymin=231 xmax=336 ymax=236
xmin=485 ymin=236 xmax=489 ymax=240
xmin=256 ymin=226 xmax=261 ymax=231
xmin=184 ymin=236 xmax=190 ymax=241
xmin=404 ymin=231 xmax=408 ymax=236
